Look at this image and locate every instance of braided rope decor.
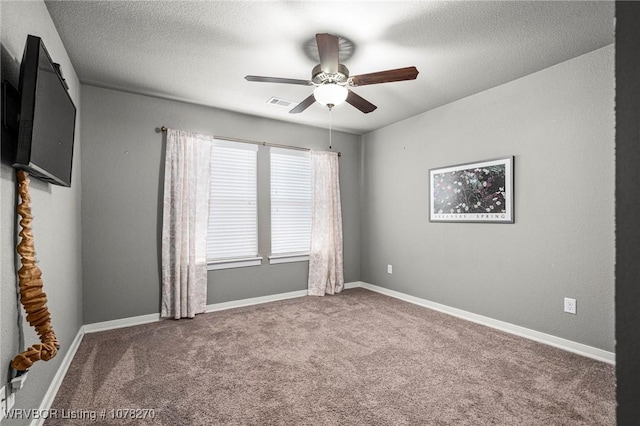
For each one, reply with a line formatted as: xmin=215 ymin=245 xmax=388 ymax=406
xmin=11 ymin=170 xmax=60 ymax=372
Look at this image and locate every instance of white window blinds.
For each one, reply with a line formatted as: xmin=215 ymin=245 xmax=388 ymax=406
xmin=207 ymin=140 xmax=258 ymax=261
xmin=270 ymin=147 xmax=311 ymax=256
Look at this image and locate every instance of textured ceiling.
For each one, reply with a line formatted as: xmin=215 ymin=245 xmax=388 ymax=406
xmin=45 ymin=1 xmax=614 ymax=135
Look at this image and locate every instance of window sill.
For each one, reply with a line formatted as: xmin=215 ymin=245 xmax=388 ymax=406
xmin=269 ymin=253 xmax=310 ymax=265
xmin=207 ymin=257 xmax=263 ymax=270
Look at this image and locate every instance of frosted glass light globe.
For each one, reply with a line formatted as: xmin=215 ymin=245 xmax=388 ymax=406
xmin=313 ymin=84 xmax=348 ymax=107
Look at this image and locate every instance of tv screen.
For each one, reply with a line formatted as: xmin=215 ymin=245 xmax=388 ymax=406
xmin=13 ymin=35 xmax=76 ymax=187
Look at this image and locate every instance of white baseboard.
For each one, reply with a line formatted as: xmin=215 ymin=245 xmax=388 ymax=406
xmin=83 ymin=313 xmax=161 ymax=334
xmin=206 ymin=289 xmax=308 ymax=312
xmin=205 ymin=282 xmax=364 ymax=312
xmin=343 ymin=281 xmax=362 ymax=290
xmin=355 ymin=282 xmax=615 ymax=365
xmin=31 ymin=326 xmax=85 ymax=426
xmin=82 ymin=282 xmax=362 ymax=334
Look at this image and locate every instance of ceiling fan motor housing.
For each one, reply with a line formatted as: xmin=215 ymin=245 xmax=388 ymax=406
xmin=312 ymin=63 xmax=350 ymax=85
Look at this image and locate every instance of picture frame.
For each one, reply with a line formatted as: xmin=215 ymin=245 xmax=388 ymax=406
xmin=429 ymin=156 xmax=514 ymax=223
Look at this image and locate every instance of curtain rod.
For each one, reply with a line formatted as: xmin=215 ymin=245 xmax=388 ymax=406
xmin=160 ymin=126 xmax=340 ymax=157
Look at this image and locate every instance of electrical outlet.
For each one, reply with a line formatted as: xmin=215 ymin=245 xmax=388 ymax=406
xmin=564 ymin=297 xmax=577 ymax=314
xmin=387 ymin=264 xmax=393 ymax=274
xmin=1 ymin=385 xmax=5 ymax=421
xmin=1 ymin=385 xmax=16 ymax=421
xmin=11 ymin=372 xmax=28 ymax=391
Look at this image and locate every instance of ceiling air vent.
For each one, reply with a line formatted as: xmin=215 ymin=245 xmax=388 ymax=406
xmin=267 ymin=97 xmax=296 ymax=108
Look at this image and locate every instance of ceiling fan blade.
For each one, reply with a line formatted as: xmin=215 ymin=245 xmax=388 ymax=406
xmin=316 ymin=33 xmax=339 ymax=74
xmin=346 ymin=90 xmax=377 ymax=114
xmin=349 ymin=66 xmax=419 ymax=87
xmin=245 ymin=75 xmax=313 ymax=86
xmin=289 ymin=94 xmax=316 ymax=114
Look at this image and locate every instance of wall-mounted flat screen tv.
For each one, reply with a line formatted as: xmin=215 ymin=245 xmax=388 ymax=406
xmin=13 ymin=35 xmax=76 ymax=187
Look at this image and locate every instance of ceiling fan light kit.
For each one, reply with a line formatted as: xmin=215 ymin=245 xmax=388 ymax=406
xmin=245 ymin=33 xmax=419 ymax=115
xmin=314 ymin=84 xmax=348 ymax=108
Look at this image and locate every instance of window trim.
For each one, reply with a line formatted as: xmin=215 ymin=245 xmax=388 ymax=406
xmin=206 ymin=139 xmax=259 ymax=266
xmin=207 ymin=256 xmax=263 ymax=270
xmin=268 ymin=253 xmax=310 ymax=265
xmin=269 ymin=147 xmax=312 ymax=259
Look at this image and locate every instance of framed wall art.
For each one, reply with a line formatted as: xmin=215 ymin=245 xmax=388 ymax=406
xmin=429 ymin=156 xmax=514 ymax=223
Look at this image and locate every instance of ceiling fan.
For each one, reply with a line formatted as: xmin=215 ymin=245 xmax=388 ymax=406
xmin=245 ymin=33 xmax=419 ymax=114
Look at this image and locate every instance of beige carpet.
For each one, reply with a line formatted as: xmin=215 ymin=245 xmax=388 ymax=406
xmin=46 ymin=288 xmax=615 ymax=425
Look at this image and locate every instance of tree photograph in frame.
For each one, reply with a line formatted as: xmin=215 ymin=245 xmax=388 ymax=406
xmin=429 ymin=156 xmax=514 ymax=223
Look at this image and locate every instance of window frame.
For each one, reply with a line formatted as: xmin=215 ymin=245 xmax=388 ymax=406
xmin=269 ymin=147 xmax=312 ymax=265
xmin=206 ymin=139 xmax=262 ymax=270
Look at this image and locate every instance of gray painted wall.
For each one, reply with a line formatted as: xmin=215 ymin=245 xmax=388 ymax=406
xmin=0 ymin=1 xmax=83 ymax=421
xmin=80 ymin=86 xmax=361 ymax=324
xmin=360 ymin=45 xmax=615 ymax=352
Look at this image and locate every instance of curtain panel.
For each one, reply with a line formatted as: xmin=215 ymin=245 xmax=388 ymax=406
xmin=161 ymin=129 xmax=212 ymax=318
xmin=308 ymin=150 xmax=344 ymax=296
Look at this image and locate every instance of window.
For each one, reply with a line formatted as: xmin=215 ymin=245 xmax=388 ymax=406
xmin=270 ymin=147 xmax=312 ymax=264
xmin=207 ymin=140 xmax=260 ymax=269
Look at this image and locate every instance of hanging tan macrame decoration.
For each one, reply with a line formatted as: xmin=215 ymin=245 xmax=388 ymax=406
xmin=11 ymin=170 xmax=60 ymax=372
